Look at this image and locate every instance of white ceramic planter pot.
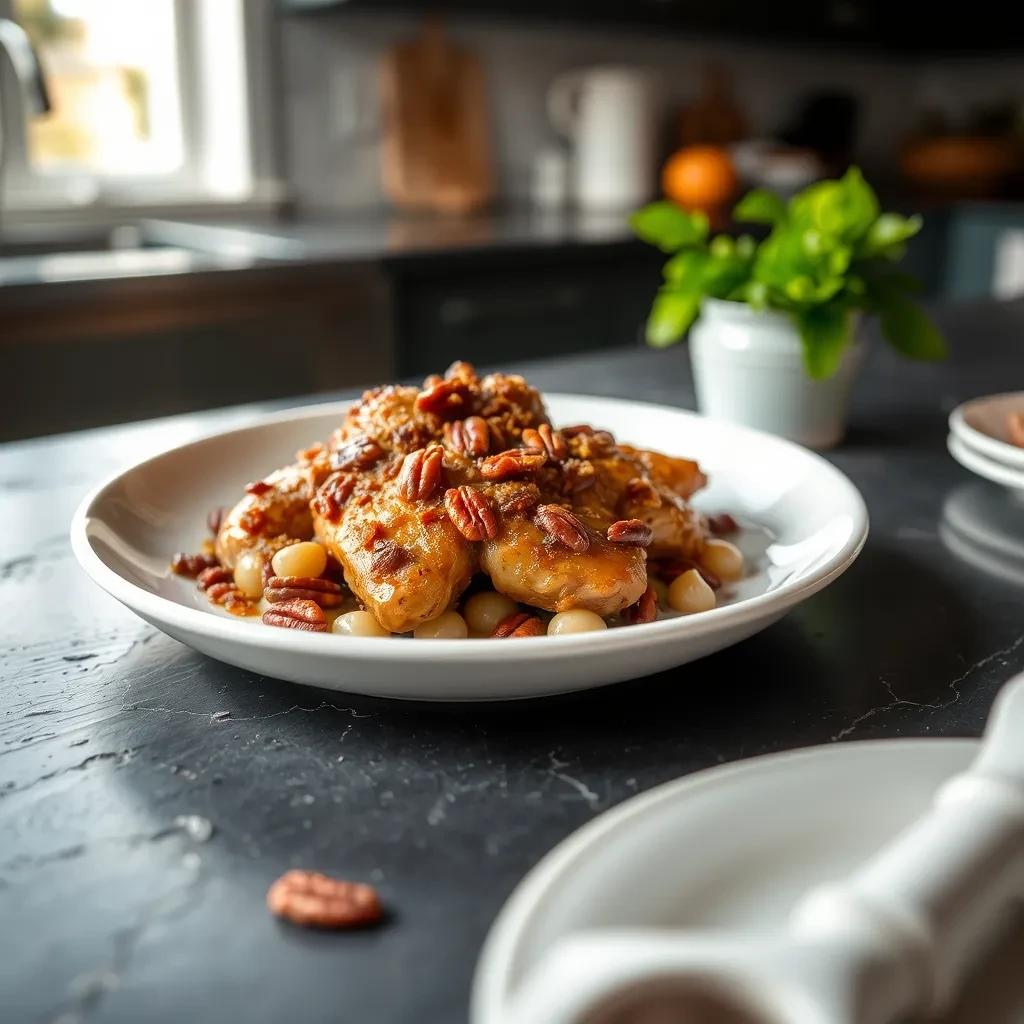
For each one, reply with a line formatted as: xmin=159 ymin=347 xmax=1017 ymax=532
xmin=690 ymin=298 xmax=863 ymax=450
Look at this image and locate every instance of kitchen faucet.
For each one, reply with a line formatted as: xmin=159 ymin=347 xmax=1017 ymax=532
xmin=0 ymin=17 xmax=51 ymax=231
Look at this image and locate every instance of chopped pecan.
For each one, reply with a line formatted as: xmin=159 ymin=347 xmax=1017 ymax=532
xmin=707 ymin=513 xmax=739 ymax=536
xmin=206 ymin=506 xmax=227 ymax=536
xmin=534 ymin=504 xmax=590 ymax=553
xmin=238 ymin=507 xmax=267 ymax=536
xmin=312 ymin=472 xmax=357 ymax=523
xmin=398 ymin=446 xmax=445 ymax=502
xmin=444 ymin=416 xmax=491 ymax=457
xmin=331 ymin=436 xmax=384 ymax=471
xmin=498 ymin=486 xmax=540 ymax=518
xmin=625 ymin=477 xmax=661 ymax=508
xmin=420 ymin=506 xmax=445 ymax=525
xmin=266 ymin=870 xmax=382 ymax=929
xmin=262 ymin=599 xmax=327 ymax=632
xmin=492 ymin=612 xmax=546 ymax=638
xmin=521 ymin=423 xmax=568 ymax=461
xmin=170 ymin=552 xmax=218 ymax=577
xmin=563 ymin=459 xmax=597 ymax=494
xmin=562 ymin=424 xmax=616 ymax=445
xmin=197 ymin=566 xmax=233 ymax=590
xmin=295 ymin=442 xmax=326 ymax=464
xmin=607 ymin=519 xmax=654 ymax=546
xmin=265 ymin=575 xmax=344 ymax=607
xmin=414 ymin=378 xmax=472 ymax=420
xmin=624 ymin=584 xmax=658 ymax=625
xmin=480 ymin=448 xmax=547 ymax=480
xmin=445 ymin=359 xmax=478 ymax=384
xmin=421 ymin=373 xmax=443 ymax=390
xmin=363 ymin=523 xmax=387 ymax=550
xmin=444 ymin=486 xmax=498 ymax=541
xmin=370 ymin=539 xmax=411 ymax=576
xmin=245 ymin=480 xmax=273 ymax=496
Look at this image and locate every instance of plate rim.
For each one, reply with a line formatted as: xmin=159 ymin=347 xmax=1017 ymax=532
xmin=71 ymin=393 xmax=870 ymax=664
xmin=469 ymin=736 xmax=980 ymax=1024
xmin=948 ymin=432 xmax=1024 ymax=492
xmin=949 ymin=391 xmax=1024 ymax=470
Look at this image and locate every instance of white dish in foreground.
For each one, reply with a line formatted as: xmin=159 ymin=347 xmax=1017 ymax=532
xmin=71 ymin=394 xmax=867 ymax=701
xmin=471 ymin=739 xmax=1024 ymax=1024
xmin=949 ymin=391 xmax=1024 ymax=471
xmin=948 ymin=432 xmax=1024 ymax=500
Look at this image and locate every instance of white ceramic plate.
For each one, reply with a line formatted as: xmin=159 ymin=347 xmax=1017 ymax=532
xmin=949 ymin=391 xmax=1024 ymax=471
xmin=471 ymin=739 xmax=1024 ymax=1024
xmin=71 ymin=395 xmax=868 ymax=701
xmin=948 ymin=432 xmax=1024 ymax=500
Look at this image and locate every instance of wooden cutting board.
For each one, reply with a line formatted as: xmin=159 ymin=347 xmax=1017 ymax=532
xmin=379 ymin=19 xmax=494 ymax=214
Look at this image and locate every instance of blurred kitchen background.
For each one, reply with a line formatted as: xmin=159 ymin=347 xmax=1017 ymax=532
xmin=1 ymin=0 xmax=1022 ymax=440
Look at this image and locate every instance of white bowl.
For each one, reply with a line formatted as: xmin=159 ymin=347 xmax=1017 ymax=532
xmin=949 ymin=391 xmax=1024 ymax=471
xmin=948 ymin=432 xmax=1024 ymax=500
xmin=71 ymin=395 xmax=868 ymax=701
xmin=471 ymin=739 xmax=985 ymax=1024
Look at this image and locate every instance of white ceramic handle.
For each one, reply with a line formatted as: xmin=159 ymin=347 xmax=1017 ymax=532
xmin=547 ymin=71 xmax=583 ymax=138
xmin=794 ymin=675 xmax=1024 ymax=1017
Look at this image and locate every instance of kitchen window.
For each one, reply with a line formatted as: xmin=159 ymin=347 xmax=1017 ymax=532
xmin=0 ymin=0 xmax=280 ymax=214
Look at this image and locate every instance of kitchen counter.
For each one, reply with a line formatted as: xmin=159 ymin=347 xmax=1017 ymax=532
xmin=4 ymin=298 xmax=1024 ymax=1023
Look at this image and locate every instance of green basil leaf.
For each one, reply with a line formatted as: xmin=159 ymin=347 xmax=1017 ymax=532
xmin=734 ymin=188 xmax=786 ymax=225
xmin=630 ymin=202 xmax=709 ymax=253
xmin=796 ymin=304 xmax=851 ymax=379
xmin=877 ymin=293 xmax=948 ymax=361
xmin=646 ymin=287 xmax=702 ymax=347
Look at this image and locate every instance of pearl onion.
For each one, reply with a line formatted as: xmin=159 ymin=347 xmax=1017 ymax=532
xmin=271 ymin=541 xmax=327 ymax=580
xmin=463 ymin=591 xmax=518 ymax=635
xmin=668 ymin=569 xmax=716 ymax=614
xmin=700 ymin=539 xmax=744 ymax=583
xmin=233 ymin=551 xmax=265 ymax=599
xmin=333 ymin=610 xmax=391 ymax=637
xmin=547 ymin=609 xmax=607 ymax=635
xmin=413 ymin=610 xmax=469 ymax=639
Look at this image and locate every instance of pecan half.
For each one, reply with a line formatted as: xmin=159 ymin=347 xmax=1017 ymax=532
xmin=245 ymin=480 xmax=273 ymax=496
xmin=197 ymin=566 xmax=233 ymax=590
xmin=398 ymin=446 xmax=445 ymax=501
xmin=267 ymin=870 xmax=382 ymax=929
xmin=534 ymin=504 xmax=590 ymax=553
xmin=480 ymin=448 xmax=547 ymax=480
xmin=607 ymin=519 xmax=654 ymax=546
xmin=370 ymin=539 xmax=411 ymax=576
xmin=265 ymin=575 xmax=344 ymax=607
xmin=312 ymin=472 xmax=357 ymax=523
xmin=171 ymin=552 xmax=218 ymax=577
xmin=238 ymin=507 xmax=267 ymax=536
xmin=444 ymin=416 xmax=490 ymax=457
xmin=444 ymin=486 xmax=498 ymax=541
xmin=414 ymin=378 xmax=472 ymax=420
xmin=492 ymin=612 xmax=546 ymax=638
xmin=624 ymin=584 xmax=658 ymax=625
xmin=521 ymin=423 xmax=568 ymax=461
xmin=331 ymin=436 xmax=384 ymax=471
xmin=262 ymin=599 xmax=327 ymax=632
xmin=707 ymin=513 xmax=739 ymax=536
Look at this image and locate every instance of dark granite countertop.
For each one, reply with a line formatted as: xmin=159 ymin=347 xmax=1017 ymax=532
xmin=4 ymin=298 xmax=1024 ymax=1023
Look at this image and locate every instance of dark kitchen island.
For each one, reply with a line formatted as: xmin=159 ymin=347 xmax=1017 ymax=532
xmin=3 ymin=298 xmax=1024 ymax=1023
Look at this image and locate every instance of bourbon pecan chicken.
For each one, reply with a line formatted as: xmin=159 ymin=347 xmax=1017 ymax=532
xmin=207 ymin=361 xmax=724 ymax=634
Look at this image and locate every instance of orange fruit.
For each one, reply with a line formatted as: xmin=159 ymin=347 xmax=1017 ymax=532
xmin=661 ymin=145 xmax=738 ymax=211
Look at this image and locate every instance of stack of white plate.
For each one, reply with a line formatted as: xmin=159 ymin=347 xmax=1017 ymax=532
xmin=948 ymin=391 xmax=1024 ymax=499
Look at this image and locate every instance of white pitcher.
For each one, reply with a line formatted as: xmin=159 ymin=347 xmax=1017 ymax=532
xmin=548 ymin=66 xmax=657 ymax=211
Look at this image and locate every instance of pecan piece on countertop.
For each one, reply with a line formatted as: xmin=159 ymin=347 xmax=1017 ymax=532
xmin=444 ymin=486 xmax=498 ymax=542
xmin=398 ymin=446 xmax=445 ymax=502
xmin=521 ymin=423 xmax=568 ymax=462
xmin=624 ymin=584 xmax=658 ymax=625
xmin=197 ymin=566 xmax=233 ymax=590
xmin=262 ymin=599 xmax=327 ymax=632
xmin=534 ymin=504 xmax=590 ymax=553
xmin=480 ymin=448 xmax=547 ymax=481
xmin=267 ymin=870 xmax=382 ymax=929
xmin=444 ymin=416 xmax=491 ymax=457
xmin=492 ymin=612 xmax=546 ymax=638
xmin=414 ymin=378 xmax=473 ymax=420
xmin=331 ymin=436 xmax=384 ymax=472
xmin=370 ymin=539 xmax=411 ymax=576
xmin=707 ymin=512 xmax=739 ymax=536
xmin=171 ymin=551 xmax=218 ymax=577
xmin=312 ymin=471 xmax=357 ymax=524
xmin=607 ymin=519 xmax=654 ymax=547
xmin=265 ymin=575 xmax=344 ymax=607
